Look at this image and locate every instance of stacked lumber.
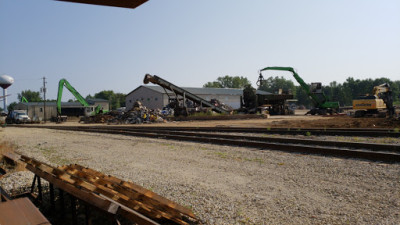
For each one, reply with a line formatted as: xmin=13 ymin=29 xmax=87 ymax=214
xmin=20 ymin=155 xmax=197 ymax=225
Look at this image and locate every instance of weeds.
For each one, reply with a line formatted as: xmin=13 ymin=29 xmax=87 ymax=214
xmin=215 ymin=152 xmax=228 ymax=159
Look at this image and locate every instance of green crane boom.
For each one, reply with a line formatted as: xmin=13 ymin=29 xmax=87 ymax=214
xmin=21 ymin=96 xmax=28 ymax=103
xmin=57 ymin=79 xmax=90 ymax=115
xmin=259 ymin=66 xmax=339 ymax=115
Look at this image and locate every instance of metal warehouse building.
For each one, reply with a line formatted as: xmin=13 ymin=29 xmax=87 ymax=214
xmin=125 ymin=85 xmax=271 ymax=111
xmin=14 ymin=99 xmax=109 ymax=121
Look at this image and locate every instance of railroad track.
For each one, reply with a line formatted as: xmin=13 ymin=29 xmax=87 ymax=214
xmin=130 ymin=126 xmax=400 ymax=137
xmin=19 ymin=125 xmax=400 ymax=163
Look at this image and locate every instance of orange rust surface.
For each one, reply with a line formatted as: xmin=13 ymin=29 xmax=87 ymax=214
xmin=0 ymin=197 xmax=51 ymax=225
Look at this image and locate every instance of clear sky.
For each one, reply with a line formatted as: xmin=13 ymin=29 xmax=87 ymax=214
xmin=1 ymin=0 xmax=399 ymax=104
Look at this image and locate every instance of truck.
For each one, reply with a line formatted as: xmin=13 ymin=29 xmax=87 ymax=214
xmin=6 ymin=110 xmax=31 ymax=124
xmin=258 ymin=67 xmax=340 ymax=115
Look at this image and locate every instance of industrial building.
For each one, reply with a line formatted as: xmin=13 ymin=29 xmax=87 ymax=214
xmin=125 ymin=85 xmax=271 ymax=110
xmin=14 ymin=99 xmax=109 ymax=121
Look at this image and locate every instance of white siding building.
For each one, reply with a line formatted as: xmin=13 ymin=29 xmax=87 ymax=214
xmin=125 ymin=86 xmax=249 ymax=111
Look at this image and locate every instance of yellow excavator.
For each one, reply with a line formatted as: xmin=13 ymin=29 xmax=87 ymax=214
xmin=353 ymin=83 xmax=395 ymax=118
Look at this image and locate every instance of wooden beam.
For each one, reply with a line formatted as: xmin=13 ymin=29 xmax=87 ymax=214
xmin=22 ymin=156 xmax=160 ymax=225
xmin=55 ymin=0 xmax=148 ymax=9
xmin=67 ymin=164 xmax=196 ymax=219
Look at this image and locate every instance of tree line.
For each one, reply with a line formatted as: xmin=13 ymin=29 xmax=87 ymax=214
xmin=4 ymin=90 xmax=126 ymax=111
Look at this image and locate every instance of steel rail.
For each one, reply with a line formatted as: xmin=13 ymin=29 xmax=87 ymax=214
xmin=98 ymin=126 xmax=400 ymax=138
xmin=12 ymin=125 xmax=400 ymax=137
xmin=103 ymin=128 xmax=400 ymax=153
xmin=23 ymin=125 xmax=400 ymax=163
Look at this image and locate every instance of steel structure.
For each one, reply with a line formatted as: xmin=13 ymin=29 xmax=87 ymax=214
xmin=144 ymin=74 xmax=231 ymax=115
xmin=258 ymin=67 xmax=340 ymax=115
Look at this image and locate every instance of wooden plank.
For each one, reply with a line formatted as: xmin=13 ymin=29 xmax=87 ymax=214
xmin=21 ymin=155 xmax=194 ymax=224
xmin=62 ymin=165 xmax=180 ymax=219
xmin=68 ymin=164 xmax=196 ymax=219
xmin=24 ymin=160 xmax=159 ymax=225
xmin=1 ymin=151 xmax=21 ymax=163
xmin=23 ymin=157 xmax=162 ymax=221
xmin=25 ymin=164 xmax=112 ymax=212
xmin=60 ymin=168 xmax=171 ymax=221
xmin=55 ymin=0 xmax=148 ymax=9
xmin=62 ymin=167 xmax=191 ymax=225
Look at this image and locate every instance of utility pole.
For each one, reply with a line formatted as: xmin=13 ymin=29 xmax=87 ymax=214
xmin=41 ymin=77 xmax=47 ymax=123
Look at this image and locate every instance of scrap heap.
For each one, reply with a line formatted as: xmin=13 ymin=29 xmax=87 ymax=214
xmin=82 ymin=101 xmax=166 ymax=124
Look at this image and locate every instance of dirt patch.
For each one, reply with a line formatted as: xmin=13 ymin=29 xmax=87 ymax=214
xmin=269 ymin=116 xmax=400 ymax=129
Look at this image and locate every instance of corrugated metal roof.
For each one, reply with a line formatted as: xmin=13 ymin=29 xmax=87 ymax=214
xmin=141 ymin=85 xmax=272 ymax=95
xmin=18 ymin=98 xmax=107 ymax=107
xmin=19 ymin=102 xmax=82 ymax=107
xmin=141 ymin=85 xmax=271 ymax=96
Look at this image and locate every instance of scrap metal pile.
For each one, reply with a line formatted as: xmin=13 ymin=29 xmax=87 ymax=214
xmin=82 ymin=101 xmax=167 ymax=124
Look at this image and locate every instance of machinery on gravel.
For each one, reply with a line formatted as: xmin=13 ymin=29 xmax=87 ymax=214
xmin=352 ymin=83 xmax=395 ymax=118
xmin=258 ymin=67 xmax=340 ymax=115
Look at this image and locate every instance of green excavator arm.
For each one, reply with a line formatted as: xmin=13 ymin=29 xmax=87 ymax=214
xmin=259 ymin=66 xmax=339 ymax=110
xmin=57 ymin=79 xmax=90 ymax=115
xmin=21 ymin=96 xmax=28 ymax=103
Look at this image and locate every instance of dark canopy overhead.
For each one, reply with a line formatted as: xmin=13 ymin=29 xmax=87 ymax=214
xmin=56 ymin=0 xmax=148 ymax=9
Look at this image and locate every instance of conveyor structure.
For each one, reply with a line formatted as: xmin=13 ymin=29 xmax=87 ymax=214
xmin=144 ymin=74 xmax=231 ymax=115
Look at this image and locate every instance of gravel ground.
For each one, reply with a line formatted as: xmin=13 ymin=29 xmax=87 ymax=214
xmin=1 ymin=127 xmax=399 ymax=225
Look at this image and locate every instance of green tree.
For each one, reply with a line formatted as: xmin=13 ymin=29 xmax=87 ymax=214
xmin=203 ymin=75 xmax=251 ymax=88
xmin=203 ymin=81 xmax=223 ymax=88
xmin=7 ymin=102 xmax=17 ymax=111
xmin=91 ymin=90 xmax=126 ymax=110
xmin=258 ymin=76 xmax=296 ymax=94
xmin=18 ymin=90 xmax=42 ymax=102
xmin=114 ymin=93 xmax=126 ymax=107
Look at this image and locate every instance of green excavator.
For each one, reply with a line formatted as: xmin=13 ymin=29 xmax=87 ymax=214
xmin=57 ymin=79 xmax=103 ymax=121
xmin=21 ymin=96 xmax=28 ymax=103
xmin=258 ymin=67 xmax=340 ymax=115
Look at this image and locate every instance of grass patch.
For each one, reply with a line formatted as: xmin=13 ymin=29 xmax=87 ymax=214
xmin=214 ymin=152 xmax=228 ymax=159
xmin=244 ymin=157 xmax=264 ymax=164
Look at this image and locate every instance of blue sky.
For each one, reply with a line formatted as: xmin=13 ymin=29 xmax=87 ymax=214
xmin=1 ymin=0 xmax=399 ymax=104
